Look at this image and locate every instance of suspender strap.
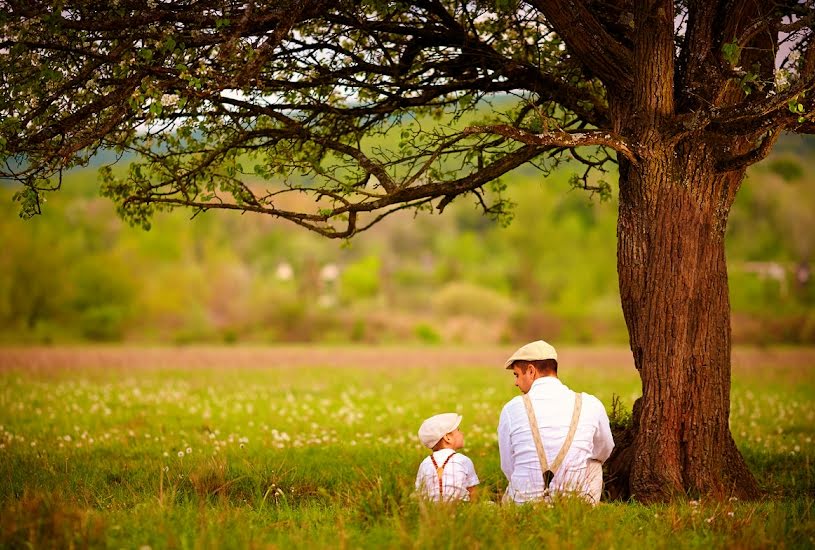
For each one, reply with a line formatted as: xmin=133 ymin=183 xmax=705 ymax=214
xmin=430 ymin=452 xmax=456 ymax=498
xmin=522 ymin=391 xmax=583 ymax=488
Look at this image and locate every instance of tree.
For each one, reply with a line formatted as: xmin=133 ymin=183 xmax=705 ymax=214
xmin=2 ymin=0 xmax=814 ymax=502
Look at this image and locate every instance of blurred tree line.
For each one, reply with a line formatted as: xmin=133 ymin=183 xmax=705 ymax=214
xmin=1 ymin=135 xmax=813 ymax=346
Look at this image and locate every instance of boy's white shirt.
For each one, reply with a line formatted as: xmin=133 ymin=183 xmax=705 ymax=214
xmin=498 ymin=377 xmax=614 ymax=503
xmin=414 ymin=448 xmax=479 ymax=501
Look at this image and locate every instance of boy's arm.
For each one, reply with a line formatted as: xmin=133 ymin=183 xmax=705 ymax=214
xmin=467 ymin=485 xmax=477 ymax=500
xmin=415 ymin=461 xmax=425 ymax=492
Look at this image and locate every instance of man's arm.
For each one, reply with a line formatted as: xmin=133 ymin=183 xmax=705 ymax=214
xmin=591 ymin=399 xmax=614 ymax=462
xmin=498 ymin=404 xmax=514 ymax=481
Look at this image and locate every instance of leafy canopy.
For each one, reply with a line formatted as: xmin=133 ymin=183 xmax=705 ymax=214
xmin=1 ymin=0 xmax=813 ymax=235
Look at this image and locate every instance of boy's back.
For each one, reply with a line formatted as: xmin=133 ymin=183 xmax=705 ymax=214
xmin=415 ymin=448 xmax=479 ymax=501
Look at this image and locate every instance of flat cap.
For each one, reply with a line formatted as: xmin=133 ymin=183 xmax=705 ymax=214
xmin=504 ymin=340 xmax=558 ymax=369
xmin=418 ymin=413 xmax=462 ymax=449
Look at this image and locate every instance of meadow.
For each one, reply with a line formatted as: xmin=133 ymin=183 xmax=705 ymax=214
xmin=0 ymin=347 xmax=813 ymax=549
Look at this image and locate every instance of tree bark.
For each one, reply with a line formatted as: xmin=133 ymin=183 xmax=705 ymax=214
xmin=604 ymin=141 xmax=761 ymax=502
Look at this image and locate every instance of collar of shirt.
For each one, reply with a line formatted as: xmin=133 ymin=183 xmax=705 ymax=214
xmin=529 ymin=376 xmax=565 ymax=392
xmin=431 ymin=448 xmax=456 ymax=462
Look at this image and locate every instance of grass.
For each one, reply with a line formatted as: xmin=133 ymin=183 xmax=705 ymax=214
xmin=0 ymin=356 xmax=813 ymax=548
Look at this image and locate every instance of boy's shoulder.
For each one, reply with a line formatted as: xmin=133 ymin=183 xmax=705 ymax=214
xmin=451 ymin=452 xmax=475 ymax=467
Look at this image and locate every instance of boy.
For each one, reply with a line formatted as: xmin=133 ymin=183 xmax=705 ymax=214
xmin=415 ymin=413 xmax=479 ymax=501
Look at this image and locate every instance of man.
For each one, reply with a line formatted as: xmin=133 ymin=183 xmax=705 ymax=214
xmin=498 ymin=340 xmax=614 ymax=504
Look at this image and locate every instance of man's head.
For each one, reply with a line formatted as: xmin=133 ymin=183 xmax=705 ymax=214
xmin=504 ymin=340 xmax=558 ymax=393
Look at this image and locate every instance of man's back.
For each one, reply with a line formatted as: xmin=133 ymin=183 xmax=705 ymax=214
xmin=498 ymin=377 xmax=613 ymax=503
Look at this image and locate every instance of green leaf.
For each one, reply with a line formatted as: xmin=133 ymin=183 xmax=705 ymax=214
xmin=722 ymin=42 xmax=741 ymax=66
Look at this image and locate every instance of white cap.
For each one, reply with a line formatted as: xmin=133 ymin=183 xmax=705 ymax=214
xmin=418 ymin=413 xmax=462 ymax=449
xmin=504 ymin=340 xmax=558 ymax=369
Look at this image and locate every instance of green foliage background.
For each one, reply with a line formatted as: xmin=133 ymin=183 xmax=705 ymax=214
xmin=2 ymin=136 xmax=814 ymax=346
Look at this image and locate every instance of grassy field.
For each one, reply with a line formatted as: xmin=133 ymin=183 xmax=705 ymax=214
xmin=0 ymin=347 xmax=813 ymax=549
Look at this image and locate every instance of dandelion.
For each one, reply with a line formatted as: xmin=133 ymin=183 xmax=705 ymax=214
xmin=706 ymin=516 xmax=714 ymax=524
xmin=185 ymin=447 xmax=192 ymax=454
xmin=163 ymin=451 xmax=169 ymax=457
xmin=727 ymin=511 xmax=734 ymax=517
xmin=177 ymin=451 xmax=184 ymax=457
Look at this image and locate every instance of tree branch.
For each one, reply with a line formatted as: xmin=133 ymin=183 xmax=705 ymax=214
xmin=462 ymin=124 xmax=638 ymax=164
xmin=715 ymin=128 xmax=782 ymax=172
xmin=526 ymin=0 xmax=633 ymax=92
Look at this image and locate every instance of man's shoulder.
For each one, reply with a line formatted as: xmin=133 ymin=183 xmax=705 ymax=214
xmin=579 ymin=391 xmax=605 ymax=405
xmin=576 ymin=391 xmax=609 ymax=416
xmin=500 ymin=395 xmax=524 ymax=412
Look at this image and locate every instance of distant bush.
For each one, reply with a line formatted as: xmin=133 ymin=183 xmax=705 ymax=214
xmin=339 ymin=255 xmax=381 ymax=302
xmin=79 ymin=305 xmax=128 ymax=341
xmin=413 ymin=322 xmax=441 ymax=345
xmin=768 ymin=158 xmax=804 ymax=182
xmin=432 ymin=282 xmax=516 ymax=319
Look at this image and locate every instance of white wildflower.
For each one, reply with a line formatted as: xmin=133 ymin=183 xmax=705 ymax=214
xmin=775 ymin=69 xmax=790 ymax=91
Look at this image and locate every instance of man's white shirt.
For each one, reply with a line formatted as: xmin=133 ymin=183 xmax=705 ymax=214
xmin=415 ymin=449 xmax=479 ymax=501
xmin=498 ymin=377 xmax=614 ymax=503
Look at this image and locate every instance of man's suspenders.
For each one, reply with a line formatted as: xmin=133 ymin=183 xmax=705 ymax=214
xmin=522 ymin=391 xmax=583 ymax=493
xmin=430 ymin=452 xmax=456 ymax=499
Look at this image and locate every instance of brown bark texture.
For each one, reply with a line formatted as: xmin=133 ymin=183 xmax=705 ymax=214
xmin=604 ymin=141 xmax=761 ymax=502
xmin=598 ymin=0 xmax=767 ymax=503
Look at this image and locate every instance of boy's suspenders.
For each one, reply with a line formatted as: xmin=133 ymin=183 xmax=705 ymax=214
xmin=522 ymin=391 xmax=583 ymax=494
xmin=430 ymin=452 xmax=456 ymax=499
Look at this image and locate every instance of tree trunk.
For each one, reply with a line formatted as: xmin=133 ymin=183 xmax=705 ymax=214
xmin=604 ymin=143 xmax=761 ymax=502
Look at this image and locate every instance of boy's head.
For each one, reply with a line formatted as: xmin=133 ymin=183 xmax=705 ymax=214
xmin=418 ymin=413 xmax=464 ymax=451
